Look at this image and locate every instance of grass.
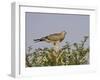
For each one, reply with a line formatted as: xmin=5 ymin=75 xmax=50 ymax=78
xmin=26 ymin=36 xmax=89 ymax=67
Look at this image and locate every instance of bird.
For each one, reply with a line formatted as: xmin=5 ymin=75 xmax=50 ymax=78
xmin=33 ymin=31 xmax=67 ymax=45
xmin=34 ymin=31 xmax=67 ymax=52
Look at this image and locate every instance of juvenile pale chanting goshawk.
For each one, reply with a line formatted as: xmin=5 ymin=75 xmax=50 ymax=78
xmin=34 ymin=31 xmax=67 ymax=52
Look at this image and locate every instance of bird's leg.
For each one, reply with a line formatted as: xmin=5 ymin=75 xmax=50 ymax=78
xmin=53 ymin=41 xmax=60 ymax=53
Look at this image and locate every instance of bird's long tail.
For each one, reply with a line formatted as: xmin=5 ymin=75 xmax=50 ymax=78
xmin=33 ymin=37 xmax=45 ymax=43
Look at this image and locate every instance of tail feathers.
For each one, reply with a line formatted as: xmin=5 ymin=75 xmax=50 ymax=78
xmin=34 ymin=38 xmax=45 ymax=43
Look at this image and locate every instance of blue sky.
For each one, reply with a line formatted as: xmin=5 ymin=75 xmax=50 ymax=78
xmin=25 ymin=12 xmax=89 ymax=53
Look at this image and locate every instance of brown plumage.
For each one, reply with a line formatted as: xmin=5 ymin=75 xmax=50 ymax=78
xmin=34 ymin=31 xmax=66 ymax=52
xmin=34 ymin=31 xmax=66 ymax=44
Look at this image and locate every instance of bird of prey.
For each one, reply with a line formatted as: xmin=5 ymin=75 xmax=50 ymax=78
xmin=34 ymin=31 xmax=66 ymax=45
xmin=34 ymin=31 xmax=66 ymax=52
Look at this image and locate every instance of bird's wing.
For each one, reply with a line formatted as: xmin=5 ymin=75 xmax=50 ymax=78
xmin=45 ymin=33 xmax=62 ymax=41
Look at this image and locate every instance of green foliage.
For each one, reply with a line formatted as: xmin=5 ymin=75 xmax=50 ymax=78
xmin=26 ymin=36 xmax=89 ymax=67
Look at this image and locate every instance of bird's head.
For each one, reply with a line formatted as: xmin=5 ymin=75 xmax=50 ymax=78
xmin=61 ymin=31 xmax=67 ymax=35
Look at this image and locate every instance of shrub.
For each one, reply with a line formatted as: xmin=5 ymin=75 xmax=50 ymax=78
xmin=26 ymin=36 xmax=89 ymax=67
